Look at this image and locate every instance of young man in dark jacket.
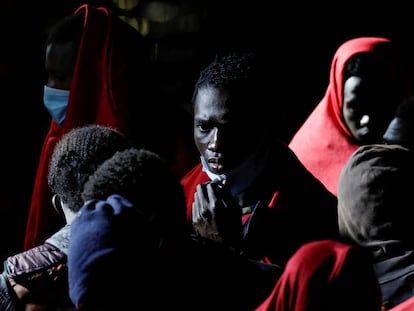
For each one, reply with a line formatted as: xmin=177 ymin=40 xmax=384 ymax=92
xmin=181 ymin=52 xmax=340 ymax=266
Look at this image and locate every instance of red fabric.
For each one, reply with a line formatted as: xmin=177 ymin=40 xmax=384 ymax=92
xmin=180 ymin=163 xmax=209 ymax=222
xmin=24 ymin=4 xmax=147 ymax=249
xmin=288 ymin=37 xmax=391 ymax=196
xmin=180 ymin=163 xmax=267 ymax=225
xmin=389 ymin=296 xmax=414 ymax=311
xmin=255 ymin=240 xmax=383 ymax=311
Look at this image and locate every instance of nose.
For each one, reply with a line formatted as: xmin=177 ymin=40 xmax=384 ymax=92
xmin=47 ymin=78 xmax=63 ymax=90
xmin=208 ymin=128 xmax=220 ymax=151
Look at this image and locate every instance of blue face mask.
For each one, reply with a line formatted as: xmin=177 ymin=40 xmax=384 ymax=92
xmin=43 ymin=85 xmax=69 ymax=126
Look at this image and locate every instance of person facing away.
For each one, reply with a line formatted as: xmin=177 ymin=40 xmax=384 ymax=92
xmin=0 ymin=124 xmax=132 ymax=311
xmin=254 ymin=239 xmax=383 ymax=311
xmin=288 ymin=36 xmax=412 ymax=196
xmin=383 ymin=95 xmax=414 ymax=149
xmin=337 ymin=143 xmax=414 ymax=309
xmin=25 ymin=3 xmax=197 ymax=251
xmin=180 ymin=51 xmax=339 ymax=267
xmin=68 ymin=148 xmax=281 ymax=311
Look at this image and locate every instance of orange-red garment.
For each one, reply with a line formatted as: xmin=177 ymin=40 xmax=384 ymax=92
xmin=255 ymin=240 xmax=383 ymax=311
xmin=288 ymin=37 xmax=394 ymax=196
xmin=24 ymin=4 xmax=152 ymax=249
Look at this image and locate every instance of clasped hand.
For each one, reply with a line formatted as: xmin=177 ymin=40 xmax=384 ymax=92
xmin=192 ymin=181 xmax=242 ymax=248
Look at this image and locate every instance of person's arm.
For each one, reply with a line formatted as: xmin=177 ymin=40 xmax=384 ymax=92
xmin=5 ymin=243 xmax=70 ymax=307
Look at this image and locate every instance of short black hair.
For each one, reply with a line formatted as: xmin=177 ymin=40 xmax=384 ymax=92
xmin=343 ymin=41 xmax=405 ymax=88
xmin=193 ymin=52 xmax=256 ymax=102
xmin=46 ymin=11 xmax=85 ymax=50
xmin=48 ymin=124 xmax=131 ymax=213
xmin=192 ymin=51 xmax=270 ymax=127
xmin=82 ymin=148 xmax=189 ymax=239
xmin=343 ymin=53 xmax=385 ymax=82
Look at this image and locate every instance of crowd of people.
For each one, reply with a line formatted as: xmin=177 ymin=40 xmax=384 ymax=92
xmin=1 ymin=2 xmax=414 ymax=311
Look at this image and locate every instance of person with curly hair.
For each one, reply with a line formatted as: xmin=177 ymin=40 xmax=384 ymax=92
xmin=180 ymin=51 xmax=339 ymax=267
xmin=0 ymin=124 xmax=132 ymax=310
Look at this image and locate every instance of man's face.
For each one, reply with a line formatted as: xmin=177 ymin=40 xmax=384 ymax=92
xmin=45 ymin=41 xmax=77 ymax=90
xmin=342 ymin=75 xmax=398 ymax=144
xmin=193 ymin=86 xmax=255 ymax=175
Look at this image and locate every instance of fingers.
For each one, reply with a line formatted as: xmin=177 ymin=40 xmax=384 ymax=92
xmin=192 ymin=183 xmax=212 ymax=222
xmin=192 ymin=181 xmax=237 ymax=224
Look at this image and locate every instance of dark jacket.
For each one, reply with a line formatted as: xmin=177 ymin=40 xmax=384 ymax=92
xmin=0 ymin=224 xmax=73 ymax=309
xmin=373 ymin=245 xmax=414 ymax=309
xmin=181 ymin=139 xmax=340 ymax=266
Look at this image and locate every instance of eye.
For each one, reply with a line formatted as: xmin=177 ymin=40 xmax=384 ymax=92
xmin=195 ymin=120 xmax=212 ymax=133
xmin=197 ymin=124 xmax=211 ymax=133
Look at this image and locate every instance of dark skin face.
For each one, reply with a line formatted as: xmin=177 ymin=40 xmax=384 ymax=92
xmin=192 ymin=86 xmax=250 ymax=245
xmin=342 ymin=75 xmax=399 ymax=144
xmin=193 ymin=86 xmax=261 ymax=175
xmin=45 ymin=41 xmax=77 ymax=90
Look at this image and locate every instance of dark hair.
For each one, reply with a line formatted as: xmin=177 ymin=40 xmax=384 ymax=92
xmin=395 ymin=96 xmax=414 ymax=119
xmin=193 ymin=52 xmax=255 ymax=100
xmin=343 ymin=53 xmax=386 ymax=82
xmin=343 ymin=41 xmax=406 ymax=89
xmin=82 ymin=148 xmax=190 ymax=239
xmin=47 ymin=124 xmax=131 ymax=213
xmin=192 ymin=51 xmax=270 ymax=127
xmin=46 ymin=11 xmax=85 ymax=51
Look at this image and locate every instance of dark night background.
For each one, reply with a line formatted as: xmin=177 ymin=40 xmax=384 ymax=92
xmin=1 ymin=0 xmax=413 ymax=258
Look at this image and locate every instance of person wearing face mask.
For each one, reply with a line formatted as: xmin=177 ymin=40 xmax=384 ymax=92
xmin=42 ymin=9 xmax=81 ymax=127
xmin=43 ymin=87 xmax=70 ymax=126
xmin=288 ymin=37 xmax=413 ymax=196
xmin=24 ymin=4 xmax=198 ymax=251
xmin=24 ymin=5 xmax=141 ymax=250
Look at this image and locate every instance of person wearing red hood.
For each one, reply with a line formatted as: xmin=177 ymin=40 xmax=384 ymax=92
xmin=24 ymin=4 xmax=197 ymax=250
xmin=288 ymin=37 xmax=412 ymax=196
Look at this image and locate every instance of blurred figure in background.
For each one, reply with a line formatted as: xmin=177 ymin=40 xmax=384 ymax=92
xmin=383 ymin=96 xmax=414 ymax=149
xmin=289 ymin=37 xmax=412 ymax=196
xmin=24 ymin=3 xmax=197 ymax=250
xmin=337 ymin=143 xmax=414 ymax=309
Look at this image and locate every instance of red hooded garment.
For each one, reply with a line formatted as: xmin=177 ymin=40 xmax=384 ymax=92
xmin=288 ymin=37 xmax=405 ymax=196
xmin=24 ymin=4 xmax=184 ymax=249
xmin=255 ymin=240 xmax=383 ymax=311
